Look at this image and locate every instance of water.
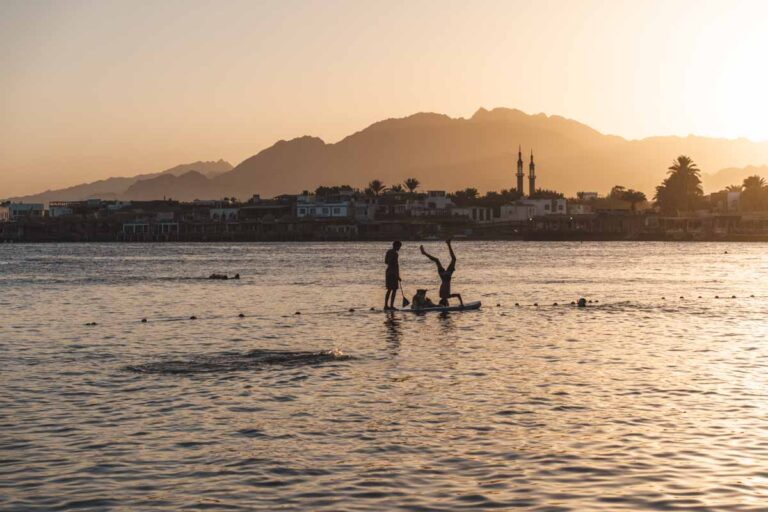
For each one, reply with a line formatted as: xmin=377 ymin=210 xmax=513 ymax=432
xmin=2 ymin=241 xmax=768 ymax=511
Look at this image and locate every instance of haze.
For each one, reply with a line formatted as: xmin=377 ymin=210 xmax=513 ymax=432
xmin=2 ymin=0 xmax=767 ymax=197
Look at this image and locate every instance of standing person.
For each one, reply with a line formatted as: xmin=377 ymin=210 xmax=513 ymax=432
xmin=384 ymin=241 xmax=402 ymax=310
xmin=420 ymin=240 xmax=464 ymax=307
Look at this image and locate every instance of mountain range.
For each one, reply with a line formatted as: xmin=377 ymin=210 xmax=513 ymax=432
xmin=8 ymin=160 xmax=233 ymax=203
xmin=8 ymin=108 xmax=768 ymax=203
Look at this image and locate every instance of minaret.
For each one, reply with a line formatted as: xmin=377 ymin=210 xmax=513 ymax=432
xmin=528 ymin=150 xmax=536 ymax=197
xmin=516 ymin=145 xmax=524 ymax=195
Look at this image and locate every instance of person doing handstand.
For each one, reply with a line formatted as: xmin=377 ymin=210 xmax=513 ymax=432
xmin=420 ymin=239 xmax=463 ymax=307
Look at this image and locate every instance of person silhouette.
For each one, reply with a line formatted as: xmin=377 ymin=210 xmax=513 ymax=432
xmin=420 ymin=240 xmax=463 ymax=307
xmin=384 ymin=241 xmax=402 ymax=310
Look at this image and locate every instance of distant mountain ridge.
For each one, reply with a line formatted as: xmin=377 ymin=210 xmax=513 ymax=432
xmin=8 ymin=160 xmax=232 ymax=203
xmin=9 ymin=108 xmax=768 ymax=202
xmin=702 ymin=165 xmax=768 ymax=192
xmin=213 ymin=107 xmax=768 ymax=198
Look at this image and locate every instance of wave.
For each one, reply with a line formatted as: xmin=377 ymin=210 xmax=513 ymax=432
xmin=124 ymin=348 xmax=350 ymax=375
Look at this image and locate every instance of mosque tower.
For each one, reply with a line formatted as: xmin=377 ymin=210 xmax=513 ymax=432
xmin=528 ymin=150 xmax=536 ymax=196
xmin=516 ymin=145 xmax=524 ymax=195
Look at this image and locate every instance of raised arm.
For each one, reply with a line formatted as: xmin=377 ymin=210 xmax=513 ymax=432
xmin=420 ymin=244 xmax=440 ymax=264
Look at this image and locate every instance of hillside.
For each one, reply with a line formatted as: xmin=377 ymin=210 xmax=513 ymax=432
xmin=8 ymin=160 xmax=232 ymax=203
xmin=213 ymin=108 xmax=768 ymax=198
xmin=10 ymin=108 xmax=768 ymax=203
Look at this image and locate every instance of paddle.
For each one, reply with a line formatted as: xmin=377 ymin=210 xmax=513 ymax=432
xmin=400 ymin=280 xmax=410 ymax=308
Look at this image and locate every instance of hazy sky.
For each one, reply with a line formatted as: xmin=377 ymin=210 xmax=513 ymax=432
xmin=2 ymin=0 xmax=768 ymax=196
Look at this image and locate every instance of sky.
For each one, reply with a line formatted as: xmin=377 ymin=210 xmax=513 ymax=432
xmin=2 ymin=0 xmax=768 ymax=197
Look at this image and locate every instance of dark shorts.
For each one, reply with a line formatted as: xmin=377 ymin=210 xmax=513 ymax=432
xmin=386 ymin=270 xmax=399 ymax=290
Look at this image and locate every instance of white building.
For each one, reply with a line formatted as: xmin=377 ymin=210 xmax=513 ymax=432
xmin=408 ymin=191 xmax=456 ymax=216
xmin=296 ymin=201 xmax=351 ymax=218
xmin=454 ymin=206 xmax=494 ymax=223
xmin=499 ymin=203 xmax=537 ymax=222
xmin=49 ymin=206 xmax=74 ymax=218
xmin=727 ymin=191 xmax=741 ymax=211
xmin=4 ymin=203 xmax=45 ymax=220
xmin=210 ymin=208 xmax=239 ymax=221
xmin=521 ymin=198 xmax=566 ymax=216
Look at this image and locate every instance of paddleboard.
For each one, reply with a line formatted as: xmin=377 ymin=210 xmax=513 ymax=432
xmin=400 ymin=301 xmax=481 ymax=313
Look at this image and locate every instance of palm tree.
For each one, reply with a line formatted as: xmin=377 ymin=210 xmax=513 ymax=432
xmin=654 ymin=155 xmax=703 ymax=213
xmin=743 ymin=175 xmax=766 ymax=190
xmin=725 ymin=184 xmax=743 ymax=192
xmin=609 ymin=185 xmax=626 ymax=199
xmin=741 ymin=175 xmax=767 ymax=211
xmin=389 ymin=184 xmax=404 ymax=193
xmin=621 ymin=189 xmax=647 ymax=212
xmin=404 ymin=178 xmax=420 ymax=193
xmin=367 ymin=179 xmax=386 ymax=196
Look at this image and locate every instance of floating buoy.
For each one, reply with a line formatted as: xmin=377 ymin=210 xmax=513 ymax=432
xmin=577 ymin=298 xmax=587 ymax=308
xmin=570 ymin=301 xmax=576 ymax=305
xmin=680 ymin=296 xmax=684 ymax=299
xmin=496 ymin=303 xmax=501 ymax=307
xmin=698 ymin=296 xmax=702 ymax=299
xmin=732 ymin=295 xmax=736 ymax=299
xmin=553 ymin=302 xmax=558 ymax=306
xmin=715 ymin=295 xmax=719 ymax=299
xmin=190 ymin=316 xmax=197 ymax=320
xmin=662 ymin=297 xmax=666 ymax=300
xmin=238 ymin=313 xmax=245 ymax=318
xmin=594 ymin=300 xmax=599 ymax=303
xmin=751 ymin=295 xmax=755 ymax=298
xmin=348 ymin=308 xmax=355 ymax=312
xmin=533 ymin=303 xmax=539 ymax=307
xmin=370 ymin=307 xmax=375 ymax=311
xmin=588 ymin=300 xmax=593 ymax=303
xmin=295 ymin=311 xmax=301 ymax=315
xmin=85 ymin=322 xmax=97 ymax=326
xmin=515 ymin=303 xmax=520 ymax=307
xmin=141 ymin=318 xmax=147 ymax=323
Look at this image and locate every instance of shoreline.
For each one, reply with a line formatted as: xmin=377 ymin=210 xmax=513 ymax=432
xmin=4 ymin=235 xmax=768 ymax=244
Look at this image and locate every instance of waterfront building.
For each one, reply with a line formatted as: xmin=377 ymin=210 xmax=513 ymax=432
xmin=499 ymin=203 xmax=537 ymax=222
xmin=454 ymin=206 xmax=494 ymax=223
xmin=49 ymin=205 xmax=74 ymax=218
xmin=296 ymin=200 xmax=352 ymax=218
xmin=521 ymin=198 xmax=566 ymax=216
xmin=5 ymin=203 xmax=45 ymax=220
xmin=408 ymin=191 xmax=455 ymax=216
xmin=210 ymin=207 xmax=239 ymax=221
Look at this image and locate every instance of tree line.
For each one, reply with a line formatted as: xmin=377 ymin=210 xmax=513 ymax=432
xmin=311 ymin=155 xmax=767 ymax=215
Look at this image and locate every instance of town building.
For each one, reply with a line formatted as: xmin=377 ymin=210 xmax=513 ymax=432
xmin=454 ymin=206 xmax=494 ymax=223
xmin=499 ymin=203 xmax=537 ymax=222
xmin=4 ymin=203 xmax=45 ymax=221
xmin=295 ymin=194 xmax=352 ymax=218
xmin=210 ymin=207 xmax=239 ymax=221
xmin=408 ymin=191 xmax=455 ymax=216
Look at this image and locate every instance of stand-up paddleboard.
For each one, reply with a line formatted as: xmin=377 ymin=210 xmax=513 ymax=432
xmin=400 ymin=301 xmax=481 ymax=313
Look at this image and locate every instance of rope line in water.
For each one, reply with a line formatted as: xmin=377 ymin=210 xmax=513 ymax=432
xmin=70 ymin=294 xmax=765 ymax=328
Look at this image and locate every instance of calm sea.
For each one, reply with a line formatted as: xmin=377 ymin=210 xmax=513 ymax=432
xmin=2 ymin=242 xmax=768 ymax=511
